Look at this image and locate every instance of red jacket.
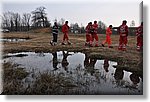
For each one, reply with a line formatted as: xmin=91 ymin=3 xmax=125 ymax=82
xmin=136 ymin=25 xmax=143 ymax=37
xmin=106 ymin=27 xmax=112 ymax=36
xmin=85 ymin=25 xmax=89 ymax=34
xmin=93 ymin=24 xmax=98 ymax=34
xmin=118 ymin=24 xmax=128 ymax=36
xmin=86 ymin=24 xmax=93 ymax=34
xmin=62 ymin=24 xmax=69 ymax=33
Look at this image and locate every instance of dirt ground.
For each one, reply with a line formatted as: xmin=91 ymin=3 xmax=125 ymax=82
xmin=1 ymin=32 xmax=143 ymax=74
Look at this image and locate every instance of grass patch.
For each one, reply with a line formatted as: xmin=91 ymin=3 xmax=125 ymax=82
xmin=2 ymin=62 xmax=29 ymax=95
xmin=24 ymin=72 xmax=78 ymax=95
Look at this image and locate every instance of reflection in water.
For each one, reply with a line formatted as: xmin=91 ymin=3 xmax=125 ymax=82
xmin=62 ymin=51 xmax=70 ymax=72
xmin=3 ymin=51 xmax=143 ymax=94
xmin=103 ymin=59 xmax=109 ymax=72
xmin=114 ymin=68 xmax=124 ymax=81
xmin=114 ymin=68 xmax=125 ymax=87
xmin=84 ymin=53 xmax=97 ymax=76
xmin=52 ymin=52 xmax=58 ymax=71
xmin=130 ymin=73 xmax=140 ymax=85
xmin=0 ymin=38 xmax=27 ymax=42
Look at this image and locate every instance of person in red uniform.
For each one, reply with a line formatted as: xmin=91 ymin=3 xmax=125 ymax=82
xmin=85 ymin=22 xmax=92 ymax=46
xmin=118 ymin=20 xmax=128 ymax=51
xmin=102 ymin=25 xmax=113 ymax=48
xmin=91 ymin=21 xmax=99 ymax=47
xmin=136 ymin=22 xmax=143 ymax=51
xmin=62 ymin=21 xmax=71 ymax=45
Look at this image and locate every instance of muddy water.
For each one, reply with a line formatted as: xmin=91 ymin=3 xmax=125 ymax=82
xmin=3 ymin=51 xmax=143 ymax=95
xmin=0 ymin=38 xmax=27 ymax=42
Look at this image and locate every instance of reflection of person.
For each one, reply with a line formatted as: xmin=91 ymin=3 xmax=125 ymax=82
xmin=130 ymin=73 xmax=140 ymax=85
xmin=103 ymin=59 xmax=109 ymax=72
xmin=84 ymin=52 xmax=90 ymax=67
xmin=136 ymin=22 xmax=143 ymax=51
xmin=50 ymin=22 xmax=59 ymax=46
xmin=114 ymin=68 xmax=124 ymax=81
xmin=91 ymin=21 xmax=99 ymax=47
xmin=62 ymin=51 xmax=69 ymax=72
xmin=102 ymin=25 xmax=113 ymax=48
xmin=84 ymin=53 xmax=97 ymax=75
xmin=61 ymin=21 xmax=71 ymax=45
xmin=118 ymin=20 xmax=128 ymax=51
xmin=52 ymin=52 xmax=58 ymax=70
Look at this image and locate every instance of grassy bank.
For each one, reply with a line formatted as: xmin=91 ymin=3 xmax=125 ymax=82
xmin=2 ymin=32 xmax=142 ymax=72
xmin=2 ymin=62 xmax=86 ymax=95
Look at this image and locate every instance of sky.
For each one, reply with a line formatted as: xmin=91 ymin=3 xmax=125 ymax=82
xmin=1 ymin=0 xmax=142 ymax=27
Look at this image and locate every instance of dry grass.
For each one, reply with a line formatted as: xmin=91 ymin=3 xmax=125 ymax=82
xmin=25 ymin=72 xmax=79 ymax=95
xmin=2 ymin=62 xmax=29 ymax=95
xmin=1 ymin=31 xmax=143 ymax=94
xmin=2 ymin=32 xmax=142 ymax=72
xmin=2 ymin=62 xmax=82 ymax=95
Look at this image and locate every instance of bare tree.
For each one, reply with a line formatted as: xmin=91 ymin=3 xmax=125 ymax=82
xmin=31 ymin=6 xmax=50 ymax=28
xmin=98 ymin=21 xmax=107 ymax=29
xmin=59 ymin=18 xmax=65 ymax=26
xmin=130 ymin=20 xmax=135 ymax=27
xmin=11 ymin=13 xmax=21 ymax=31
xmin=98 ymin=21 xmax=107 ymax=34
xmin=1 ymin=12 xmax=10 ymax=28
xmin=22 ymin=13 xmax=31 ymax=31
xmin=1 ymin=12 xmax=15 ymax=31
xmin=70 ymin=23 xmax=80 ymax=34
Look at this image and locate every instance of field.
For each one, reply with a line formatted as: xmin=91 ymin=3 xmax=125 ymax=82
xmin=2 ymin=32 xmax=142 ymax=71
xmin=1 ymin=31 xmax=143 ymax=94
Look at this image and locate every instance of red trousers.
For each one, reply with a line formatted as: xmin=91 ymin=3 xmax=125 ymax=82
xmin=137 ymin=36 xmax=143 ymax=48
xmin=119 ymin=36 xmax=127 ymax=49
xmin=91 ymin=34 xmax=98 ymax=42
xmin=63 ymin=33 xmax=69 ymax=41
xmin=103 ymin=35 xmax=111 ymax=45
xmin=86 ymin=34 xmax=91 ymax=43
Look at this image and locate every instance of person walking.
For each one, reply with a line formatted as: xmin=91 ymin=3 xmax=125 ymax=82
xmin=61 ymin=21 xmax=71 ymax=45
xmin=102 ymin=25 xmax=113 ymax=48
xmin=136 ymin=22 xmax=143 ymax=51
xmin=118 ymin=20 xmax=128 ymax=51
xmin=91 ymin=21 xmax=99 ymax=47
xmin=85 ymin=22 xmax=92 ymax=46
xmin=50 ymin=22 xmax=59 ymax=46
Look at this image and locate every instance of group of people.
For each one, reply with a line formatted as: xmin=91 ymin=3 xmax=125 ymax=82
xmin=50 ymin=21 xmax=71 ymax=46
xmin=50 ymin=20 xmax=143 ymax=51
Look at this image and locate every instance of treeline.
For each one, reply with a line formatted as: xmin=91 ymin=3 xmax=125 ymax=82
xmin=1 ymin=6 xmax=127 ymax=34
xmin=1 ymin=6 xmax=50 ymax=32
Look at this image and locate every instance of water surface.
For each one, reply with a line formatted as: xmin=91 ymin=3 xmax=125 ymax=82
xmin=3 ymin=51 xmax=143 ymax=94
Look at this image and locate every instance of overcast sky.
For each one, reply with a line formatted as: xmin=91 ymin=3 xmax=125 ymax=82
xmin=1 ymin=0 xmax=142 ymax=27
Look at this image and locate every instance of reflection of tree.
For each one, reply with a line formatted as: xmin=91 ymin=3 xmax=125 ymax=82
xmin=52 ymin=52 xmax=58 ymax=70
xmin=84 ymin=53 xmax=97 ymax=76
xmin=37 ymin=52 xmax=45 ymax=57
xmin=62 ymin=51 xmax=69 ymax=72
xmin=130 ymin=73 xmax=140 ymax=85
xmin=103 ymin=59 xmax=109 ymax=72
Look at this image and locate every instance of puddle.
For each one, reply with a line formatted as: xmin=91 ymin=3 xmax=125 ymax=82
xmin=0 ymin=38 xmax=28 ymax=42
xmin=3 ymin=51 xmax=143 ymax=94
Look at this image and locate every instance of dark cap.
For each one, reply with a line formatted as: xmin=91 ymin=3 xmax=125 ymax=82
xmin=123 ymin=20 xmax=127 ymax=23
xmin=89 ymin=22 xmax=92 ymax=24
xmin=94 ymin=21 xmax=97 ymax=24
xmin=109 ymin=25 xmax=112 ymax=28
xmin=65 ymin=21 xmax=68 ymax=24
